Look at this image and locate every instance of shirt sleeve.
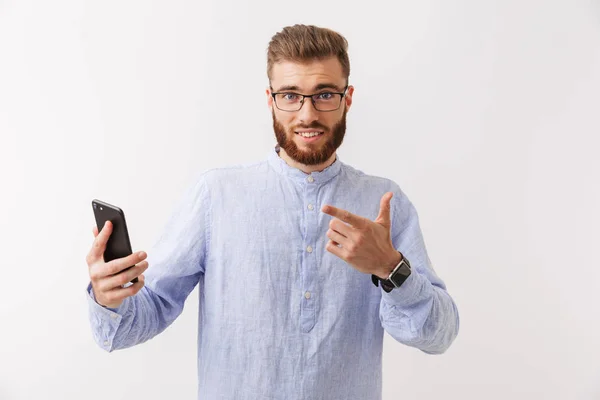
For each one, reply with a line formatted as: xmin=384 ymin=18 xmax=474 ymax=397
xmin=378 ymin=184 xmax=460 ymax=354
xmin=86 ymin=171 xmax=211 ymax=352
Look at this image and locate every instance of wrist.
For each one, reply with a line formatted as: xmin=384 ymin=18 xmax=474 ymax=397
xmin=375 ymin=251 xmax=403 ymax=279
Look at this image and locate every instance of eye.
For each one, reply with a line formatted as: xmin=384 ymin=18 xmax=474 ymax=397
xmin=315 ymin=92 xmax=334 ymax=100
xmin=282 ymin=93 xmax=299 ymax=101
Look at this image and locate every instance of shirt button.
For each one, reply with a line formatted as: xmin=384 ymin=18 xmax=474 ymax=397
xmin=306 ymin=245 xmax=313 ymax=253
xmin=110 ymin=314 xmax=118 ymax=320
xmin=103 ymin=340 xmax=110 ymax=347
xmin=307 ymin=204 xmax=314 ymax=210
xmin=307 ymin=176 xmax=314 ymax=183
xmin=305 ymin=291 xmax=311 ymax=299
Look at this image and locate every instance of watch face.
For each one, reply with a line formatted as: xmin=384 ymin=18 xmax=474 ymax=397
xmin=390 ymin=264 xmax=411 ymax=287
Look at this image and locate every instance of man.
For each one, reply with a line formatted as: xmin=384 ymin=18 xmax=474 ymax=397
xmin=86 ymin=24 xmax=459 ymax=400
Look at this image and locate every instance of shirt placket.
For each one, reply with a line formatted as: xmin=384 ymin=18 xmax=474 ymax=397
xmin=300 ymin=173 xmax=318 ymax=333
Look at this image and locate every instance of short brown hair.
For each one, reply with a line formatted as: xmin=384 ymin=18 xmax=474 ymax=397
xmin=267 ymin=24 xmax=350 ymax=84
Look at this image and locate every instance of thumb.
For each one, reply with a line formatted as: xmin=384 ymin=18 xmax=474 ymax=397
xmin=375 ymin=192 xmax=393 ymax=227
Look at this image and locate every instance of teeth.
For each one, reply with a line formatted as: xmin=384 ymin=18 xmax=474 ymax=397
xmin=297 ymin=132 xmax=322 ymax=138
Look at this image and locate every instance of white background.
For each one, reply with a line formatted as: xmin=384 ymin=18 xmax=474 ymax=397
xmin=1 ymin=0 xmax=599 ymax=399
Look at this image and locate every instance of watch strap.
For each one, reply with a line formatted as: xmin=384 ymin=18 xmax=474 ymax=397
xmin=371 ymin=274 xmax=395 ymax=293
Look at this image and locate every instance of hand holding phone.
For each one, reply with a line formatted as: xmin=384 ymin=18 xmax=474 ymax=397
xmin=86 ymin=200 xmax=148 ymax=309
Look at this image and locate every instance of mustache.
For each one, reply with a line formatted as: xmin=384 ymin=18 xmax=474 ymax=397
xmin=292 ymin=123 xmax=328 ymax=131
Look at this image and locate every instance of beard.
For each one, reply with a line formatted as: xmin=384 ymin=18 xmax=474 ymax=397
xmin=272 ymin=108 xmax=347 ymax=166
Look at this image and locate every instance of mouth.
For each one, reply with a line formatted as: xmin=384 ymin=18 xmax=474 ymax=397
xmin=295 ymin=130 xmax=324 ymax=143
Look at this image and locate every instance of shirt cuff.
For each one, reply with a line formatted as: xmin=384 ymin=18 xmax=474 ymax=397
xmin=86 ymin=282 xmax=128 ymax=350
xmin=380 ymin=269 xmax=429 ymax=315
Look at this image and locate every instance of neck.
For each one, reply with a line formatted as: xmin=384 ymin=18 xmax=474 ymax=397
xmin=277 ymin=147 xmax=337 ymax=174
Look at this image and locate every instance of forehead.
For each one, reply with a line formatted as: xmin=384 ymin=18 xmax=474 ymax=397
xmin=270 ymin=57 xmax=346 ymax=92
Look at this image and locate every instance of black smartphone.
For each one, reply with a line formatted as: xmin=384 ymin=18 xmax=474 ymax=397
xmin=92 ymin=199 xmax=139 ymax=284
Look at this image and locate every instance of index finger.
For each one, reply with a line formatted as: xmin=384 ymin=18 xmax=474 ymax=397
xmin=321 ymin=205 xmax=365 ymax=228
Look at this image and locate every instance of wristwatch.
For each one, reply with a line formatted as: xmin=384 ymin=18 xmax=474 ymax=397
xmin=371 ymin=252 xmax=412 ymax=293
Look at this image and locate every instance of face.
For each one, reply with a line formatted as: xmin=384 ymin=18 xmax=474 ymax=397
xmin=267 ymin=57 xmax=354 ymax=166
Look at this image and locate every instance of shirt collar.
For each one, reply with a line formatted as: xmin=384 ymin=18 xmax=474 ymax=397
xmin=267 ymin=144 xmax=343 ymax=185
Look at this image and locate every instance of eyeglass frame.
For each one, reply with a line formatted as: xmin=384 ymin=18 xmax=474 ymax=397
xmin=270 ymin=85 xmax=349 ymax=112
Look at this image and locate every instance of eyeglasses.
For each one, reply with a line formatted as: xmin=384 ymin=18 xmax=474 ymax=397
xmin=270 ymin=85 xmax=348 ymax=112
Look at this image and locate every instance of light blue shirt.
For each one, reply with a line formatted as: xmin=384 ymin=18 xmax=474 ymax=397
xmin=86 ymin=145 xmax=459 ymax=400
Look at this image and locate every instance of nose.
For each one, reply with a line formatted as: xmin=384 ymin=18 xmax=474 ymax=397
xmin=297 ymin=98 xmax=319 ymax=124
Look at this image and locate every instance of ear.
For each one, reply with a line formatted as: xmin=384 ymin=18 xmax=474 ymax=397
xmin=344 ymin=85 xmax=354 ymax=111
xmin=266 ymin=87 xmax=273 ymax=110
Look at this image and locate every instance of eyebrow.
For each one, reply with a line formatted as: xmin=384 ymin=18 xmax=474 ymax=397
xmin=274 ymin=83 xmax=344 ymax=92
